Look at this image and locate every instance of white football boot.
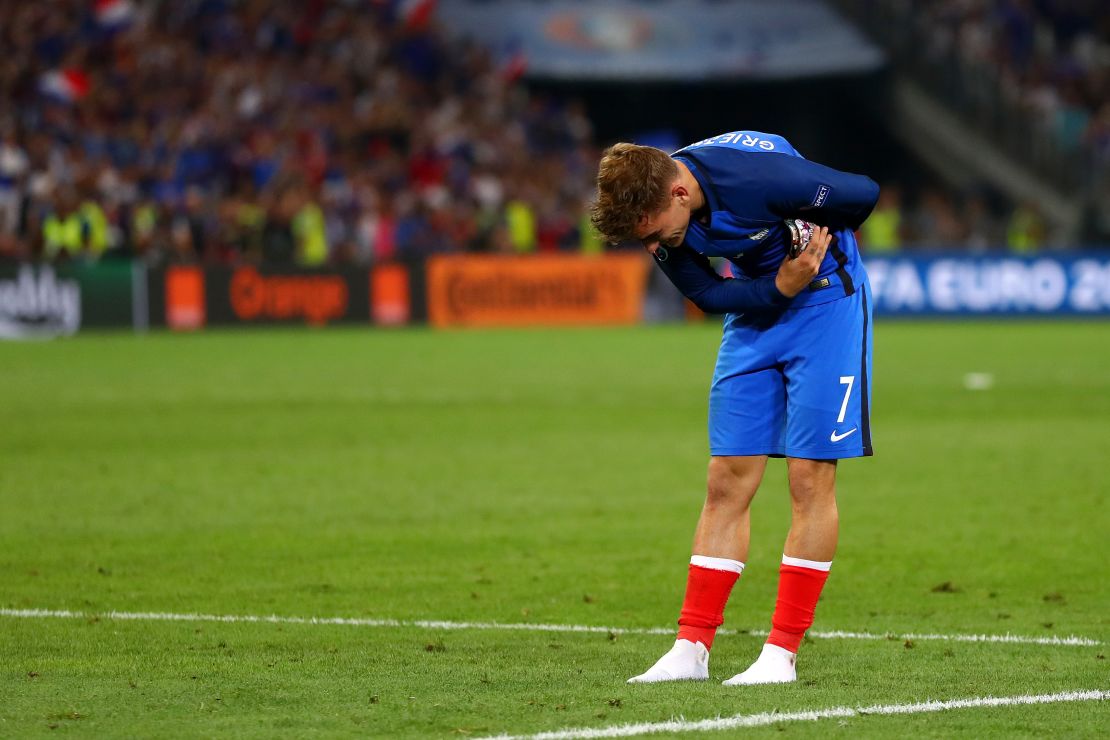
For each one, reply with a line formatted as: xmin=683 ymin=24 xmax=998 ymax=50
xmin=722 ymin=643 xmax=797 ymax=685
xmin=627 ymin=639 xmax=710 ymax=683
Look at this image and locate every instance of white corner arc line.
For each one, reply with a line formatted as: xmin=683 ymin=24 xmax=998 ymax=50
xmin=0 ymin=608 xmax=1100 ymax=647
xmin=477 ymin=690 xmax=1109 ymax=740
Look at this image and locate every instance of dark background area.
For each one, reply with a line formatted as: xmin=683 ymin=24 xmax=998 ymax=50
xmin=538 ymin=70 xmax=911 ymax=183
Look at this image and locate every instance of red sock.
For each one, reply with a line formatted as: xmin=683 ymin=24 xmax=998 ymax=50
xmin=676 ymin=557 xmax=743 ymax=650
xmin=767 ymin=555 xmax=831 ymax=653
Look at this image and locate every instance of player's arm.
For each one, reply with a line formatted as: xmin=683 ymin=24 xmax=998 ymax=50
xmin=649 ymin=244 xmax=817 ymax=314
xmin=651 ymin=246 xmax=787 ymax=314
xmin=650 ymin=227 xmax=832 ymax=313
xmin=765 ymin=155 xmax=880 ymax=231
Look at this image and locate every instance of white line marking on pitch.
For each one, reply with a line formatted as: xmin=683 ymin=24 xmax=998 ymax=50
xmin=0 ymin=608 xmax=1100 ymax=647
xmin=477 ymin=690 xmax=1109 ymax=740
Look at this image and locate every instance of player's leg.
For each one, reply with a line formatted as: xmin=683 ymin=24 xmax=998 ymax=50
xmin=724 ymin=458 xmax=838 ymax=685
xmin=628 ymin=455 xmax=766 ymax=684
xmin=629 ymin=358 xmax=785 ymax=684
xmin=783 ymin=458 xmax=838 ymax=561
xmin=691 ymin=455 xmax=768 ymax=561
xmin=724 ymin=281 xmax=872 ymax=687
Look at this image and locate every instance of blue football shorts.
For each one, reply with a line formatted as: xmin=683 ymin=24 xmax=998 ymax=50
xmin=708 ymin=278 xmax=873 ymax=459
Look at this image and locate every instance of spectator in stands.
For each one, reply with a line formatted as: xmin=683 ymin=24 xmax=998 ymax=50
xmin=908 ymin=189 xmax=966 ymax=248
xmin=262 ymin=185 xmax=299 ymax=265
xmin=504 ymin=196 xmax=537 ymax=255
xmin=578 ymin=204 xmax=604 ymax=255
xmin=860 ymin=184 xmax=904 ymax=253
xmin=79 ymin=187 xmax=110 ymax=260
xmin=1084 ymin=102 xmax=1110 ymax=168
xmin=0 ymin=124 xmax=28 ymax=238
xmin=42 ymin=188 xmax=84 ymax=261
xmin=1007 ymin=201 xmax=1047 ymax=253
xmin=292 ymin=184 xmax=329 ymax=266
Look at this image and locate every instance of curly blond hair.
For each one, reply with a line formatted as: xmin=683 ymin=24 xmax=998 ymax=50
xmin=590 ymin=143 xmax=678 ymax=244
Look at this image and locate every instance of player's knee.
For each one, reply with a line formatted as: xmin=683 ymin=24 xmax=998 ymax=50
xmin=788 ymin=464 xmax=836 ymax=512
xmin=705 ymin=457 xmax=759 ymax=511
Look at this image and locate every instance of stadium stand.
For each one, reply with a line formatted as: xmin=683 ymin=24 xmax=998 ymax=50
xmin=0 ymin=0 xmax=601 ymax=264
xmin=834 ymin=0 xmax=1109 ymax=245
xmin=0 ymin=1 xmax=1105 ymax=263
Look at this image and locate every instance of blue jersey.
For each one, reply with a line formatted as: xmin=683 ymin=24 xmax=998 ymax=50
xmin=652 ymin=131 xmax=879 ymax=312
xmin=642 ymin=132 xmax=879 ymax=459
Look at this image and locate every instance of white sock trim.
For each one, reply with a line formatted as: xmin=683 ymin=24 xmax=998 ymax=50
xmin=690 ymin=555 xmax=745 ymax=574
xmin=781 ymin=554 xmax=832 ymax=572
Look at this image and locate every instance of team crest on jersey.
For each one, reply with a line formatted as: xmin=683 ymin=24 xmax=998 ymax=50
xmin=812 ymin=185 xmax=831 ymax=207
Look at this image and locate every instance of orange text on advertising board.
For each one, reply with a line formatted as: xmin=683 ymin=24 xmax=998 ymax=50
xmin=230 ymin=267 xmax=349 ymax=325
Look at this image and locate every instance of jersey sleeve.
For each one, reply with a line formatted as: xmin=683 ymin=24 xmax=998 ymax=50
xmin=652 ymin=246 xmax=791 ymax=314
xmin=763 ymin=154 xmax=880 ymax=231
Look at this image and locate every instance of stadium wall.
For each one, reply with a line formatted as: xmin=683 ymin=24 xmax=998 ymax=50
xmin=3 ymin=253 xmax=1110 ymax=337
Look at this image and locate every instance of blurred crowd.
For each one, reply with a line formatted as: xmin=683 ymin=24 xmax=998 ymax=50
xmin=858 ymin=183 xmax=1052 ymax=253
xmin=0 ymin=1 xmax=1098 ymax=265
xmin=0 ymin=0 xmax=602 ymax=266
xmin=916 ymin=0 xmax=1110 ymax=169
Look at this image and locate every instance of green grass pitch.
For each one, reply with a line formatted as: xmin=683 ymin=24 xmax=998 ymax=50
xmin=1 ymin=321 xmax=1107 ymax=738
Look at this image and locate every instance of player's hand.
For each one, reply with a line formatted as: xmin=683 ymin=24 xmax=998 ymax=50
xmin=774 ymin=225 xmax=832 ymax=297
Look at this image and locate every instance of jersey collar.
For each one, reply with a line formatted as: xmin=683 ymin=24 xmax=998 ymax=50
xmin=672 ymin=154 xmax=720 ymax=214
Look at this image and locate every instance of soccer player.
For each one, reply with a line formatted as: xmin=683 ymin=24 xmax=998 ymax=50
xmin=591 ymin=131 xmax=878 ymax=685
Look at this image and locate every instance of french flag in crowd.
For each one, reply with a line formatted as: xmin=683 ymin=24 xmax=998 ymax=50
xmin=94 ymin=0 xmax=136 ymax=30
xmin=501 ymin=39 xmax=528 ymax=83
xmin=39 ymin=68 xmax=91 ymax=103
xmin=396 ymin=0 xmax=435 ymax=30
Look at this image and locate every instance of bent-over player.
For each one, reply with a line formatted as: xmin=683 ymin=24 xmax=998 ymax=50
xmin=591 ymin=131 xmax=879 ymax=685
